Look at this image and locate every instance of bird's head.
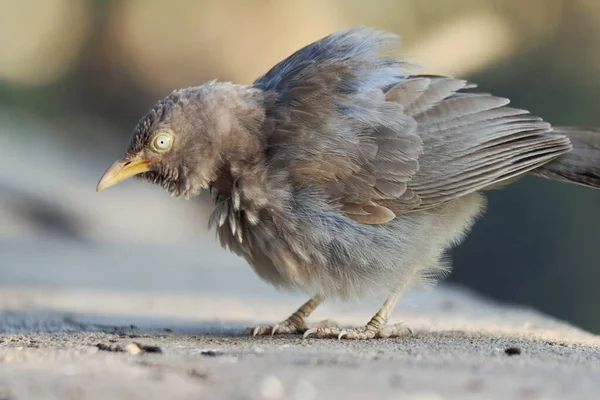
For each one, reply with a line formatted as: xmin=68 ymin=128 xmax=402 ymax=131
xmin=96 ymin=81 xmax=267 ymax=197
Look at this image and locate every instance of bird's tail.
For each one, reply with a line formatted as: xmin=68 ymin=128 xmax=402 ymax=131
xmin=530 ymin=127 xmax=600 ymax=189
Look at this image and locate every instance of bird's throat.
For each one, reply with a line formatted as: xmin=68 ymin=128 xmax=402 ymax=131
xmin=209 ymin=164 xmax=234 ymax=197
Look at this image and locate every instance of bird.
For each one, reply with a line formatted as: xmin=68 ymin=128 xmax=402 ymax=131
xmin=96 ymin=28 xmax=600 ymax=340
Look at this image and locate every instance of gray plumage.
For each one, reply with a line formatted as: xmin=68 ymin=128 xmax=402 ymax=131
xmin=99 ymin=28 xmax=600 ymax=336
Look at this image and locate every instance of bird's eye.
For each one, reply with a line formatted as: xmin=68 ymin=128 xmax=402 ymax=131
xmin=152 ymin=133 xmax=172 ymax=151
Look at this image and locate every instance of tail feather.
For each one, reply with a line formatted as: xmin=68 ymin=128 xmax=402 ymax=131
xmin=531 ymin=127 xmax=600 ymax=189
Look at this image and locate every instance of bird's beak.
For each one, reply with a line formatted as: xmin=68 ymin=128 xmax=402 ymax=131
xmin=96 ymin=158 xmax=151 ymax=192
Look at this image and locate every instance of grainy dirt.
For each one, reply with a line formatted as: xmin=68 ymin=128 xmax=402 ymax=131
xmin=0 ymin=286 xmax=598 ymax=400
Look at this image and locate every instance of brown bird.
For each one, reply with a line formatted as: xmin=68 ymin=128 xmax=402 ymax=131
xmin=97 ymin=28 xmax=600 ymax=339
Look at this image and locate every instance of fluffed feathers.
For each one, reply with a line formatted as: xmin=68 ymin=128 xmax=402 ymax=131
xmin=119 ymin=27 xmax=597 ymax=300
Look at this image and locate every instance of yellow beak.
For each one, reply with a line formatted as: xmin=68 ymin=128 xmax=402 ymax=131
xmin=96 ymin=158 xmax=151 ymax=192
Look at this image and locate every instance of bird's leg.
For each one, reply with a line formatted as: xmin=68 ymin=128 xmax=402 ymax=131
xmin=303 ymin=286 xmax=413 ymax=340
xmin=250 ymin=294 xmax=337 ymax=336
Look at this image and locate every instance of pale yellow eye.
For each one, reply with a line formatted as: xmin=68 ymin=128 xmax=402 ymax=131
xmin=152 ymin=133 xmax=172 ymax=151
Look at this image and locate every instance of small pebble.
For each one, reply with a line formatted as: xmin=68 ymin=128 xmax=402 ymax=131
xmin=97 ymin=343 xmax=125 ymax=353
xmin=125 ymin=342 xmax=163 ymax=355
xmin=505 ymin=347 xmax=522 ymax=356
xmin=200 ymin=350 xmax=224 ymax=357
xmin=125 ymin=343 xmax=143 ymax=355
xmin=138 ymin=344 xmax=163 ymax=353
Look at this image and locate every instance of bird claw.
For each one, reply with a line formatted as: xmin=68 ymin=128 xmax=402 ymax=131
xmin=302 ymin=322 xmax=413 ymax=340
xmin=302 ymin=328 xmax=318 ymax=339
xmin=270 ymin=324 xmax=279 ymax=336
xmin=247 ymin=325 xmax=279 ymax=337
xmin=303 ymin=326 xmax=371 ymax=340
xmin=250 ymin=319 xmax=338 ymax=337
xmin=248 ymin=324 xmax=289 ymax=337
xmin=248 ymin=321 xmax=303 ymax=337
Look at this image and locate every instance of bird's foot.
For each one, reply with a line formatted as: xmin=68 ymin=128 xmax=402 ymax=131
xmin=249 ymin=317 xmax=303 ymax=336
xmin=303 ymin=322 xmax=413 ymax=340
xmin=247 ymin=295 xmax=331 ymax=336
xmin=249 ymin=318 xmax=339 ymax=336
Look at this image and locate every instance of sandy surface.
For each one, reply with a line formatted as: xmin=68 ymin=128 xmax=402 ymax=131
xmin=1 ymin=285 xmax=599 ymax=400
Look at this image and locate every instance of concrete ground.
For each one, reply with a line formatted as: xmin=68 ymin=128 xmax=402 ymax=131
xmin=1 ymin=284 xmax=599 ymax=400
xmin=1 ymin=116 xmax=599 ymax=399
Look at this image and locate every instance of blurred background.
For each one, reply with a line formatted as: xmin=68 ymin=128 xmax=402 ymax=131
xmin=1 ymin=0 xmax=599 ymax=332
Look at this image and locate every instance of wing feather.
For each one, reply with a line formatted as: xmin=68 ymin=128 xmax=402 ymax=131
xmin=253 ymin=28 xmax=572 ymax=222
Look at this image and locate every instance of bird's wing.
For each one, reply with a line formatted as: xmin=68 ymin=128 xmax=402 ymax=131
xmin=254 ymin=28 xmax=571 ymax=224
xmin=378 ymin=76 xmax=572 ymax=215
